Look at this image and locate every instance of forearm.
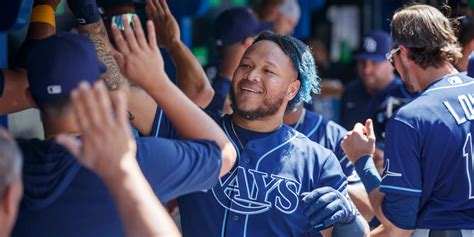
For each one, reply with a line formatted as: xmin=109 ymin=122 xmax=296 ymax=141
xmin=166 ymin=40 xmax=214 ymax=108
xmin=0 ymin=69 xmax=32 ymax=115
xmin=348 ymin=183 xmax=374 ymax=221
xmin=78 ymin=21 xmax=128 ymax=92
xmin=102 ymin=157 xmax=181 ymax=237
xmin=144 ymin=77 xmax=235 ymax=175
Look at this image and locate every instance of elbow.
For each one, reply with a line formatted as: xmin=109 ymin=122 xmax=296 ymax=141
xmin=192 ymin=84 xmax=215 ymax=108
xmin=219 ymin=143 xmax=237 ymax=176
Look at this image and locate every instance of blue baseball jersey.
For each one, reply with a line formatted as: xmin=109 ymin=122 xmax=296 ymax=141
xmin=12 ymin=137 xmax=222 ymax=237
xmin=289 ymin=110 xmax=357 ymax=181
xmin=340 ymin=76 xmax=416 ymax=144
xmin=156 ymin=114 xmax=348 ymax=236
xmin=380 ymin=73 xmax=474 ymax=229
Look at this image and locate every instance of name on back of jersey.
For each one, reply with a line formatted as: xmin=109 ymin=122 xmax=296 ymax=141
xmin=443 ymin=93 xmax=474 ymax=125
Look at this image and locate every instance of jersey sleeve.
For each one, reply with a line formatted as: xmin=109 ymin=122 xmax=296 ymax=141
xmin=206 ymin=75 xmax=232 ymax=115
xmin=148 ymin=107 xmax=178 ymax=139
xmin=380 ymin=118 xmax=422 ymax=197
xmin=318 ymin=151 xmax=348 ymax=196
xmin=136 ymin=137 xmax=222 ymax=203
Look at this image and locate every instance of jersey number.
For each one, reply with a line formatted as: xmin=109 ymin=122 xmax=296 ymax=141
xmin=465 ymin=133 xmax=474 ymax=199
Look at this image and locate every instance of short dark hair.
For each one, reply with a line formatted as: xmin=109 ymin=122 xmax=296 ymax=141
xmin=391 ymin=4 xmax=462 ymax=69
xmin=35 ymin=96 xmax=72 ymax=119
xmin=0 ymin=127 xmax=22 ymax=199
xmin=253 ymin=31 xmax=320 ymax=110
xmin=457 ymin=16 xmax=474 ymax=47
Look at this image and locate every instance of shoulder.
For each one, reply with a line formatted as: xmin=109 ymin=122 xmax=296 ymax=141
xmin=285 ymin=125 xmax=334 ymax=159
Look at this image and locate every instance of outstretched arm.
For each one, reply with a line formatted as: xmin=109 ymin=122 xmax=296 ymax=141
xmin=112 ymin=16 xmax=235 ymax=176
xmin=66 ymin=0 xmax=162 ymax=136
xmin=341 ymin=120 xmax=414 ymax=236
xmin=57 ymin=81 xmax=180 ymax=237
xmin=146 ymin=0 xmax=214 ymax=108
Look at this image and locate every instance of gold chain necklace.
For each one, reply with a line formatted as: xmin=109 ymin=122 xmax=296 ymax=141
xmin=230 ymin=121 xmax=245 ymax=150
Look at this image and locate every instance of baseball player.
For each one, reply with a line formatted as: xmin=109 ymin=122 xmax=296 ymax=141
xmin=10 ymin=20 xmax=236 ymax=237
xmin=341 ymin=4 xmax=474 ymax=236
xmin=340 ymin=31 xmax=416 ymax=145
xmin=144 ymin=29 xmax=370 ymax=236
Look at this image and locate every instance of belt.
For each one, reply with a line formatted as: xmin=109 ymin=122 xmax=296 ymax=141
xmin=414 ymin=229 xmax=474 ymax=237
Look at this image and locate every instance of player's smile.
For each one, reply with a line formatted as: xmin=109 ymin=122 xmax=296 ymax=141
xmin=240 ymin=86 xmax=262 ymax=94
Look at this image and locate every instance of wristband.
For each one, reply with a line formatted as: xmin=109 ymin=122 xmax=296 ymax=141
xmin=354 ymin=155 xmax=381 ymax=193
xmin=67 ymin=0 xmax=102 ymax=25
xmin=30 ymin=5 xmax=56 ymax=27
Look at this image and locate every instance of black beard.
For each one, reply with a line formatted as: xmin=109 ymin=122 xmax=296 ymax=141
xmin=230 ymin=87 xmax=285 ymax=120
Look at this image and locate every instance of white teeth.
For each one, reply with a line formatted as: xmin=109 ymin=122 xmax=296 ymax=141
xmin=242 ymin=87 xmax=260 ymax=93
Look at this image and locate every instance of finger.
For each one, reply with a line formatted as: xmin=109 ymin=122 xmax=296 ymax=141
xmin=55 ymin=134 xmax=82 ymax=157
xmin=161 ymin=0 xmax=172 ymax=15
xmin=352 ymin=123 xmax=365 ymax=135
xmin=131 ymin=15 xmax=148 ymax=49
xmin=322 ymin=210 xmax=345 ymax=227
xmin=303 ymin=191 xmax=337 ymax=217
xmin=93 ymin=81 xmax=114 ymax=127
xmin=302 ymin=186 xmax=333 ymax=204
xmin=122 ymin=15 xmax=140 ymax=52
xmin=147 ymin=20 xmax=158 ymax=50
xmin=155 ymin=0 xmax=165 ymax=16
xmin=71 ymin=84 xmax=91 ymax=131
xmin=111 ymin=23 xmax=131 ymax=55
xmin=112 ymin=90 xmax=128 ymax=128
xmin=112 ymin=48 xmax=125 ymax=70
xmin=365 ymin=118 xmax=375 ymax=140
xmin=146 ymin=0 xmax=157 ymax=17
xmin=78 ymin=81 xmax=102 ymax=129
xmin=308 ymin=200 xmax=340 ymax=227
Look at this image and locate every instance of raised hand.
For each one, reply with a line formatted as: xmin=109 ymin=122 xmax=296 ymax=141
xmin=111 ymin=15 xmax=166 ymax=89
xmin=145 ymin=0 xmax=180 ymax=48
xmin=341 ymin=119 xmax=376 ymax=163
xmin=56 ymin=81 xmax=136 ymax=179
xmin=302 ymin=187 xmax=357 ymax=232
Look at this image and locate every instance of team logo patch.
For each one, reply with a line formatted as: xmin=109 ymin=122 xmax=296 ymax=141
xmin=363 ymin=37 xmax=377 ymax=53
xmin=212 ymin=166 xmax=301 ymax=215
xmin=448 ymin=76 xmax=462 ymax=85
xmin=381 ymin=159 xmax=402 ymax=180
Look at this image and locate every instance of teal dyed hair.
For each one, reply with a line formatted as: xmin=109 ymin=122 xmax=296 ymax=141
xmin=253 ymin=31 xmax=320 ymax=110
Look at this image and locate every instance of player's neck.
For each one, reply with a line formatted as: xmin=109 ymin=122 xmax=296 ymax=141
xmin=283 ymin=105 xmax=305 ymax=125
xmin=42 ymin=113 xmax=80 ymax=139
xmin=232 ymin=113 xmax=283 ymax=133
xmin=417 ymin=63 xmax=459 ymax=90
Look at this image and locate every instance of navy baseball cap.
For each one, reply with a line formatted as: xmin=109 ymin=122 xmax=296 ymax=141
xmin=25 ymin=32 xmax=106 ymax=100
xmin=354 ymin=31 xmax=391 ymax=62
xmin=215 ymin=7 xmax=272 ymax=48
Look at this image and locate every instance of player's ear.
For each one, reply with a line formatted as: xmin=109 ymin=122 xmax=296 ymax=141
xmin=286 ymin=79 xmax=300 ymax=101
xmin=24 ymin=87 xmax=37 ymax=108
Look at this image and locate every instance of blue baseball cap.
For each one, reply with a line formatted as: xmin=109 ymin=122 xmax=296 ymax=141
xmin=354 ymin=31 xmax=391 ymax=62
xmin=25 ymin=32 xmax=106 ymax=100
xmin=215 ymin=7 xmax=272 ymax=48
